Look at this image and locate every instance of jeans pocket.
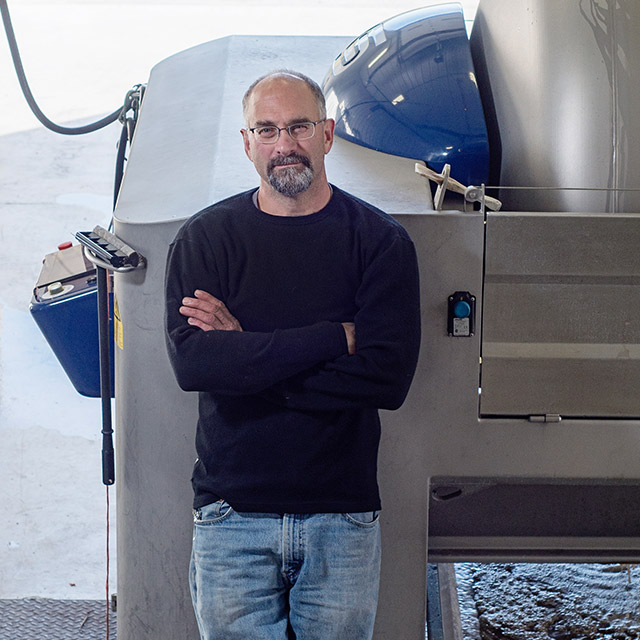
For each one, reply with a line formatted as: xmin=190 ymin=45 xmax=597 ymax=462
xmin=193 ymin=499 xmax=233 ymax=525
xmin=343 ymin=510 xmax=380 ymax=527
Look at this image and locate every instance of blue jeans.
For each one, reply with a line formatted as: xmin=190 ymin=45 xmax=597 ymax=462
xmin=190 ymin=501 xmax=381 ymax=640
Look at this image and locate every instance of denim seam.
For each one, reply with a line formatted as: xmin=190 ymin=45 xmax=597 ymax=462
xmin=341 ymin=512 xmax=380 ymax=528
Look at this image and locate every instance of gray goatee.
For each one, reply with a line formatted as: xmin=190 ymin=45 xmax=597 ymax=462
xmin=267 ymin=154 xmax=313 ymax=197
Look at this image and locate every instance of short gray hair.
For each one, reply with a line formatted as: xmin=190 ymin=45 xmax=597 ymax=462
xmin=242 ymin=70 xmax=327 ymax=124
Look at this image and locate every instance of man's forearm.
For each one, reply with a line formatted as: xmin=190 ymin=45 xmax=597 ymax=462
xmin=259 ymin=326 xmax=420 ymax=412
xmin=166 ymin=311 xmax=349 ymax=395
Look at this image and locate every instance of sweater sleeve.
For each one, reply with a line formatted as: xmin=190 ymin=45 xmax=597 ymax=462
xmin=260 ymin=234 xmax=421 ymax=411
xmin=165 ymin=234 xmax=348 ymax=395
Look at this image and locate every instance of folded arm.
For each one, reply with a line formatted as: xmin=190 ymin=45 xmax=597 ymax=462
xmin=165 ymin=239 xmax=348 ymax=395
xmin=260 ymin=236 xmax=421 ymax=411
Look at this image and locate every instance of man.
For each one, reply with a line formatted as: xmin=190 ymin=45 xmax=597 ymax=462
xmin=165 ymin=69 xmax=421 ymax=640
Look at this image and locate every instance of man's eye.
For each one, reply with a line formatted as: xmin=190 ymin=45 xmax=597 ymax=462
xmin=290 ymin=123 xmax=311 ymax=134
xmin=257 ymin=127 xmax=277 ymax=137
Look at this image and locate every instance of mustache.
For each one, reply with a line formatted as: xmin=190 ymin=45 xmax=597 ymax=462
xmin=268 ymin=153 xmax=312 ymax=171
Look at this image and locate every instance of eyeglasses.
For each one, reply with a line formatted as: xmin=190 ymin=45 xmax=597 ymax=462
xmin=247 ymin=120 xmax=325 ymax=144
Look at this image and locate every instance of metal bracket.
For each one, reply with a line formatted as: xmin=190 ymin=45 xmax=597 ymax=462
xmin=465 ymin=184 xmax=486 ymax=215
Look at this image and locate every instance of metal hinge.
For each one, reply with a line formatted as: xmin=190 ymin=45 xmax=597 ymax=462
xmin=529 ymin=414 xmax=562 ymax=423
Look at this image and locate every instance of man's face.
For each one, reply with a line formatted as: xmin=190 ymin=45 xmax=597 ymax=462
xmin=241 ymin=77 xmax=334 ymax=197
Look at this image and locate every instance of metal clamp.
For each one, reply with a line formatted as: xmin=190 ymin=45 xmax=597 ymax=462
xmin=119 ymin=84 xmax=146 ymax=126
xmin=82 ymin=245 xmax=139 ymax=273
xmin=75 ymin=226 xmax=146 ymax=273
xmin=465 ymin=184 xmax=486 ymax=215
xmin=415 ymin=162 xmax=502 ymax=212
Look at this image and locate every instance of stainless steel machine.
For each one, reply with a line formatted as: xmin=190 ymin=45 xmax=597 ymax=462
xmin=110 ymin=2 xmax=640 ymax=638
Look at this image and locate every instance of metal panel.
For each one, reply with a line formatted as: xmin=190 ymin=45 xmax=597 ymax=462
xmin=429 ymin=479 xmax=640 ymax=562
xmin=481 ymin=212 xmax=640 ymax=418
xmin=404 ymin=208 xmax=640 ymax=560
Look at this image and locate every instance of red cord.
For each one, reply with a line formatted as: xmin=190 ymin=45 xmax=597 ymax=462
xmin=106 ymin=270 xmax=112 ymax=638
xmin=106 ymin=485 xmax=111 ymax=639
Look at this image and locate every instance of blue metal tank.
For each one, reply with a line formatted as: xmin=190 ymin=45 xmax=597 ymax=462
xmin=30 ymin=244 xmax=114 ymax=397
xmin=323 ymin=4 xmax=489 ymax=186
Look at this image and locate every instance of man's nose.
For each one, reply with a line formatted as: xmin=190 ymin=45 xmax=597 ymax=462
xmin=273 ymin=128 xmax=298 ymax=152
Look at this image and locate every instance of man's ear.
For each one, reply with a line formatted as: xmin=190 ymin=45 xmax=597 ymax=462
xmin=323 ymin=118 xmax=335 ymax=155
xmin=241 ymin=129 xmax=253 ymax=162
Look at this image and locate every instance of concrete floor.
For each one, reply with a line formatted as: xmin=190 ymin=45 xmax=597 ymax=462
xmin=0 ymin=0 xmax=479 ymax=602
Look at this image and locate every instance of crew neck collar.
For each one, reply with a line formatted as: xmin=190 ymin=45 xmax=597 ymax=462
xmin=250 ymin=186 xmax=337 ymax=224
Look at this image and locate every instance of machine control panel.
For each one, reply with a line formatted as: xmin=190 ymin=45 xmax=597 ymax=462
xmin=447 ymin=291 xmax=476 ymax=337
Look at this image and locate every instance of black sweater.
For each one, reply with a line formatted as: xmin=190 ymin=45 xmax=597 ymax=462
xmin=165 ymin=187 xmax=421 ymax=512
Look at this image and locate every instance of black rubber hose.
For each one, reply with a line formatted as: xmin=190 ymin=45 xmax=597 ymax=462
xmin=97 ymin=266 xmax=115 ymax=486
xmin=1 ymin=0 xmax=121 ymax=134
xmin=113 ymin=121 xmax=129 ymax=209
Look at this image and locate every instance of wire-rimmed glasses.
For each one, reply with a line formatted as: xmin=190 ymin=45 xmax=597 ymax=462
xmin=247 ymin=120 xmax=325 ymax=144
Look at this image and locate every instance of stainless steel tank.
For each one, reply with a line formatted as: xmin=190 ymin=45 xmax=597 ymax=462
xmin=110 ymin=6 xmax=640 ymax=638
xmin=471 ymin=0 xmax=640 ymax=212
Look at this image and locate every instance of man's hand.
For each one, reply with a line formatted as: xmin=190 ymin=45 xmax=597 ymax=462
xmin=180 ymin=290 xmax=243 ymax=332
xmin=342 ymin=322 xmax=356 ymax=355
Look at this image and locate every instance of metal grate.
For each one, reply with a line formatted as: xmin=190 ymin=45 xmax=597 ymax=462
xmin=0 ymin=599 xmax=116 ymax=640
